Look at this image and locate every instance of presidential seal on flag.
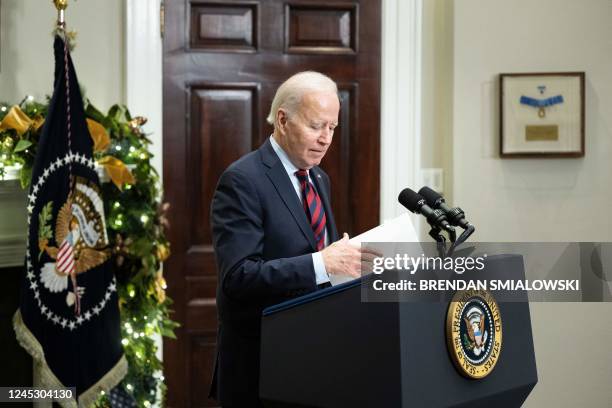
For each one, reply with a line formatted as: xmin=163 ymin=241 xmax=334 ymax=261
xmin=39 ymin=177 xmax=110 ymax=311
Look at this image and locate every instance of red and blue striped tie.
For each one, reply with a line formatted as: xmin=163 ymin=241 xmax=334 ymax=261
xmin=295 ymin=170 xmax=327 ymax=250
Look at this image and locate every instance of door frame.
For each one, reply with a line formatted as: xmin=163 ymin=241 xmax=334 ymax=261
xmin=126 ymin=0 xmax=424 ymax=362
xmin=126 ymin=0 xmax=164 ymax=181
xmin=380 ymin=0 xmax=423 ymax=227
xmin=125 ymin=0 xmax=165 ymax=378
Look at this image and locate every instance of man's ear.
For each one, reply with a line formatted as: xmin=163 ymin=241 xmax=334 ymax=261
xmin=276 ymin=109 xmax=288 ymax=132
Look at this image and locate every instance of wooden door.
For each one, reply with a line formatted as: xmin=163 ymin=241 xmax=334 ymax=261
xmin=163 ymin=0 xmax=381 ymax=406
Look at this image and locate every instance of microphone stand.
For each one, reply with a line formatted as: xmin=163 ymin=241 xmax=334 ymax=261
xmin=428 ymin=226 xmax=456 ymax=258
xmin=447 ymin=225 xmax=475 ymax=256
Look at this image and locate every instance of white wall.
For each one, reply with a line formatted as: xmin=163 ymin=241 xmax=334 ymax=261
xmin=452 ymin=0 xmax=612 ymax=406
xmin=421 ymin=0 xmax=453 ymax=175
xmin=0 ymin=0 xmax=124 ymax=110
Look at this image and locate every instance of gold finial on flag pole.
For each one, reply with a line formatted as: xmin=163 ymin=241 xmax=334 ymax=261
xmin=53 ymin=0 xmax=68 ymax=27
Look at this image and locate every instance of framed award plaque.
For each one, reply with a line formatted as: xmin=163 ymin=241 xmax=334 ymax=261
xmin=500 ymin=72 xmax=585 ymax=157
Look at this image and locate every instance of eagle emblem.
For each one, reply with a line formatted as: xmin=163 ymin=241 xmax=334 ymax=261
xmin=463 ymin=307 xmax=488 ymax=356
xmin=38 ymin=177 xmax=110 ymax=313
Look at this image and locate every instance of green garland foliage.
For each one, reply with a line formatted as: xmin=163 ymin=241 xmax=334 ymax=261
xmin=0 ymin=97 xmax=178 ymax=407
xmin=0 ymin=97 xmax=47 ymax=185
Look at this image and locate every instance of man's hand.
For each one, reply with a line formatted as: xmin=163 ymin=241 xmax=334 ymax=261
xmin=320 ymin=233 xmax=379 ymax=278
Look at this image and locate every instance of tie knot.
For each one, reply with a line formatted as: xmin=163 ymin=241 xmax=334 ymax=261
xmin=295 ymin=169 xmax=309 ymax=182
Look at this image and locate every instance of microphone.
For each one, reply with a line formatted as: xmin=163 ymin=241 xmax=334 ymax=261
xmin=418 ymin=186 xmax=471 ymax=229
xmin=398 ymin=188 xmax=455 ymax=233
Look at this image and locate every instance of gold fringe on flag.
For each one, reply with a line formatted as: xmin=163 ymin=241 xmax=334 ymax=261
xmin=13 ymin=310 xmax=128 ymax=407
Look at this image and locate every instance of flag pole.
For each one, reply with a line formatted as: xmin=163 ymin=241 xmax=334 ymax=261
xmin=53 ymin=0 xmax=68 ymax=28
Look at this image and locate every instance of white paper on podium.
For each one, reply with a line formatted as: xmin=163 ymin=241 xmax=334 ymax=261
xmin=329 ymin=213 xmax=422 ymax=285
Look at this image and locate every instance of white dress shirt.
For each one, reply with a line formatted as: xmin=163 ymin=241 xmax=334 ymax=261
xmin=269 ymin=136 xmax=330 ymax=285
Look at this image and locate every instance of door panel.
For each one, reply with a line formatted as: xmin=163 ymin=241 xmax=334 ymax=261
xmin=285 ymin=3 xmax=358 ymax=54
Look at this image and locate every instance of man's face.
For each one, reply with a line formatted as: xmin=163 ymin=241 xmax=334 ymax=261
xmin=277 ymin=90 xmax=340 ymax=170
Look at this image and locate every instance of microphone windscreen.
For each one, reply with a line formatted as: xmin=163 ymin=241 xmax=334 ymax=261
xmin=398 ymin=188 xmax=424 ymax=213
xmin=418 ymin=186 xmax=442 ymax=207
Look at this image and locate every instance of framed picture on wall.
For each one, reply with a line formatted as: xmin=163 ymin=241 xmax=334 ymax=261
xmin=499 ymin=72 xmax=585 ymax=158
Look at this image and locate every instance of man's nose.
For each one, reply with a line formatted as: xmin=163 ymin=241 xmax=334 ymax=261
xmin=319 ymin=127 xmax=333 ymax=144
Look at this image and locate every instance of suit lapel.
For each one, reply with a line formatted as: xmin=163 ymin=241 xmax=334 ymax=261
xmin=260 ymin=140 xmax=317 ymax=250
xmin=310 ymin=167 xmax=339 ymax=243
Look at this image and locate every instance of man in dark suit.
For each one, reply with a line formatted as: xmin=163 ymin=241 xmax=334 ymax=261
xmin=209 ymin=71 xmax=372 ymax=407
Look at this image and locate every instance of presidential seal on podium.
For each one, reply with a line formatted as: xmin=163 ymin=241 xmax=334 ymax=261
xmin=446 ymin=289 xmax=503 ymax=379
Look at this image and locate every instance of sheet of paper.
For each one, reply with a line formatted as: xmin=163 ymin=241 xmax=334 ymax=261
xmin=329 ymin=213 xmax=421 ymax=285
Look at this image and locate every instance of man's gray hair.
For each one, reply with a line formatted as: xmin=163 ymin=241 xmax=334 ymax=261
xmin=266 ymin=71 xmax=339 ymax=126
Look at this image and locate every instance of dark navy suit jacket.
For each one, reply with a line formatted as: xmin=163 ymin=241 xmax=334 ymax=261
xmin=209 ymin=138 xmax=339 ymax=406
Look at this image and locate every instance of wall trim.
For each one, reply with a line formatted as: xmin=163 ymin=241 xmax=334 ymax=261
xmin=380 ymin=0 xmax=423 ymax=229
xmin=125 ymin=0 xmax=163 ymax=180
xmin=125 ymin=0 xmax=164 ymax=371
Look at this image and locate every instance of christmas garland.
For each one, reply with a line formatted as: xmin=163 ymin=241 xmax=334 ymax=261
xmin=0 ymin=97 xmax=178 ymax=407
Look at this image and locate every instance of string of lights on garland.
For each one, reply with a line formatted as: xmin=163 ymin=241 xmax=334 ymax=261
xmin=0 ymin=97 xmax=179 ymax=407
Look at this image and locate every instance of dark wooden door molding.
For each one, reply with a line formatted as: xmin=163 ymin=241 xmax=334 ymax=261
xmin=163 ymin=1 xmax=381 ymax=406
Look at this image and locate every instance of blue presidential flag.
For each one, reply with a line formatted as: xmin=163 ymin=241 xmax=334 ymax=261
xmin=13 ymin=36 xmax=127 ymax=407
